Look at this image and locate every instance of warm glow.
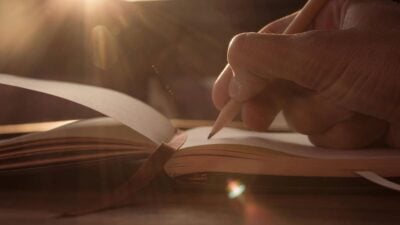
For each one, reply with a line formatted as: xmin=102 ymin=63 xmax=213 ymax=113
xmin=123 ymin=0 xmax=173 ymax=2
xmin=0 ymin=0 xmax=126 ymax=72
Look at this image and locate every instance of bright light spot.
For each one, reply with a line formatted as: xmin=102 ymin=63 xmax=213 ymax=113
xmin=227 ymin=179 xmax=246 ymax=199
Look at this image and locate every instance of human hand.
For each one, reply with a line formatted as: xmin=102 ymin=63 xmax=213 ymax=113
xmin=212 ymin=0 xmax=400 ymax=148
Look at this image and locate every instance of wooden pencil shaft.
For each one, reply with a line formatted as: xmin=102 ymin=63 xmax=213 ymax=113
xmin=284 ymin=0 xmax=328 ymax=34
xmin=208 ymin=100 xmax=242 ymax=138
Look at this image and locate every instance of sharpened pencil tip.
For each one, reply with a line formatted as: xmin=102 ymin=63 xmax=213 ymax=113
xmin=207 ymin=132 xmax=215 ymax=139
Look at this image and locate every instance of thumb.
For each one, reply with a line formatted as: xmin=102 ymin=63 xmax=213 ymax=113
xmin=227 ymin=30 xmax=355 ymax=100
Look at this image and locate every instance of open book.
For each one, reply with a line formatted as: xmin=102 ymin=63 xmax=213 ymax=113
xmin=0 ymin=74 xmax=400 ymax=192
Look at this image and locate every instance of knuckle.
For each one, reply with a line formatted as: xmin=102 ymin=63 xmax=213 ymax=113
xmin=227 ymin=33 xmax=251 ymax=65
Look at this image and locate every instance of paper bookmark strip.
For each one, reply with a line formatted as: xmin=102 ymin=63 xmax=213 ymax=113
xmin=356 ymin=171 xmax=400 ymax=191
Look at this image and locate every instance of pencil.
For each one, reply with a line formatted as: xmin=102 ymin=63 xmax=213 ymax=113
xmin=208 ymin=0 xmax=329 ymax=139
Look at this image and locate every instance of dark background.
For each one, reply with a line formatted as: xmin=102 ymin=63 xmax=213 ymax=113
xmin=0 ymin=0 xmax=305 ymax=124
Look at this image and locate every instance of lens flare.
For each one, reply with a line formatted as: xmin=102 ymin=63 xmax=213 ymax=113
xmin=91 ymin=25 xmax=119 ymax=70
xmin=227 ymin=179 xmax=246 ymax=199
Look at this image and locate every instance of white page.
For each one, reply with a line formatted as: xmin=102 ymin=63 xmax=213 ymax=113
xmin=183 ymin=127 xmax=400 ymax=159
xmin=0 ymin=117 xmax=155 ymax=148
xmin=0 ymin=74 xmax=175 ymax=145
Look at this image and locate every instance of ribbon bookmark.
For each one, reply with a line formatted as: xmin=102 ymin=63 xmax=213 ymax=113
xmin=62 ymin=143 xmax=176 ymax=216
xmin=62 ymin=132 xmax=187 ymax=216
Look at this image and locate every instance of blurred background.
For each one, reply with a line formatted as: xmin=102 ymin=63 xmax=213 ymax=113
xmin=0 ymin=0 xmax=305 ymax=124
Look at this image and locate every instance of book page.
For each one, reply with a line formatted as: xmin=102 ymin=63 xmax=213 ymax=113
xmin=182 ymin=127 xmax=400 ymax=159
xmin=0 ymin=117 xmax=156 ymax=148
xmin=0 ymin=117 xmax=157 ymax=171
xmin=0 ymin=74 xmax=175 ymax=145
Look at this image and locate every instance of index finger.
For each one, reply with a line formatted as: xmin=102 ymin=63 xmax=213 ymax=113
xmin=212 ymin=13 xmax=298 ymax=110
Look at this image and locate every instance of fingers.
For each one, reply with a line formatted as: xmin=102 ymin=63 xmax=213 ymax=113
xmin=282 ymin=94 xmax=354 ymax=134
xmin=309 ymin=114 xmax=388 ymax=149
xmin=212 ymin=13 xmax=299 ymax=109
xmin=241 ymin=98 xmax=280 ymax=131
xmin=227 ymin=30 xmax=353 ymax=100
xmin=241 ymin=83 xmax=283 ymax=131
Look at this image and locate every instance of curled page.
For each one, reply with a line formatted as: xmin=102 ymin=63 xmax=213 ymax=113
xmin=0 ymin=74 xmax=175 ymax=145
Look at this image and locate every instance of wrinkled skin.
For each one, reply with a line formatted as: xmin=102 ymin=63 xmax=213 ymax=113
xmin=212 ymin=0 xmax=400 ymax=148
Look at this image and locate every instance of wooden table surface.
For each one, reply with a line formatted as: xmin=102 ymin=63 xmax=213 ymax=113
xmin=1 ymin=185 xmax=400 ymax=225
